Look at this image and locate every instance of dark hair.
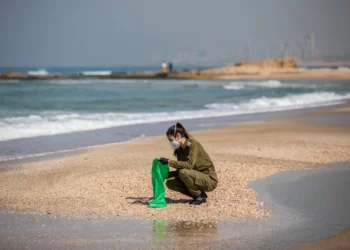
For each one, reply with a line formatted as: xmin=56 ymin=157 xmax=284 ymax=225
xmin=166 ymin=122 xmax=191 ymax=139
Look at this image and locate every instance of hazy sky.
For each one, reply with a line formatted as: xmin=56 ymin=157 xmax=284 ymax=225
xmin=1 ymin=0 xmax=350 ymax=67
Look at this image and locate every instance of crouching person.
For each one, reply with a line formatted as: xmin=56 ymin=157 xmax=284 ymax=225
xmin=159 ymin=122 xmax=218 ymax=205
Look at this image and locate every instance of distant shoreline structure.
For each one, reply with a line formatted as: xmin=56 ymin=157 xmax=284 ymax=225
xmin=298 ymin=60 xmax=350 ymax=67
xmin=1 ymin=58 xmax=350 ymax=81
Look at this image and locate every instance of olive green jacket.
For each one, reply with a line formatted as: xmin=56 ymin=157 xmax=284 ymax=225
xmin=168 ymin=138 xmax=218 ymax=182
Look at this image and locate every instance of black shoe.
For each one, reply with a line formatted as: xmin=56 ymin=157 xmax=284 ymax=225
xmin=189 ymin=192 xmax=207 ymax=205
xmin=201 ymin=191 xmax=208 ymax=199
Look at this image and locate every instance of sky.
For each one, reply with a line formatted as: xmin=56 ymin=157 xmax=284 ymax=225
xmin=1 ymin=0 xmax=350 ymax=67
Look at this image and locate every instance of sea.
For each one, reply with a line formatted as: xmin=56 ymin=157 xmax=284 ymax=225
xmin=1 ymin=66 xmax=350 ymax=163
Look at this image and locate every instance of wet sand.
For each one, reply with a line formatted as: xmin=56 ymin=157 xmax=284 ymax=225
xmin=293 ymin=228 xmax=350 ymax=250
xmin=251 ymin=161 xmax=350 ymax=250
xmin=1 ymin=103 xmax=341 ymax=166
xmin=0 ymin=106 xmax=350 ymax=249
xmin=0 ymin=162 xmax=349 ymax=249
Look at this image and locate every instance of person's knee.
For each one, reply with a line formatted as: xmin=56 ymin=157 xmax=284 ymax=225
xmin=206 ymin=180 xmax=218 ymax=192
xmin=178 ymin=169 xmax=190 ymax=179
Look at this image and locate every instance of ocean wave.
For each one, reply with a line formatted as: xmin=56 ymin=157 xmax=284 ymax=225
xmin=224 ymin=80 xmax=282 ymax=90
xmin=27 ymin=69 xmax=50 ymax=76
xmin=224 ymin=80 xmax=326 ymax=90
xmin=299 ymin=67 xmax=333 ymax=71
xmin=206 ymin=92 xmax=350 ymax=111
xmin=228 ymin=80 xmax=293 ymax=89
xmin=298 ymin=67 xmax=350 ymax=71
xmin=47 ymin=79 xmax=151 ymax=84
xmin=81 ymin=71 xmax=112 ymax=76
xmin=175 ymin=80 xmax=203 ymax=84
xmin=0 ymin=91 xmax=349 ymax=141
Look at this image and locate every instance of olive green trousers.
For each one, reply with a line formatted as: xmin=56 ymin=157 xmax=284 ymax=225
xmin=165 ymin=169 xmax=218 ymax=198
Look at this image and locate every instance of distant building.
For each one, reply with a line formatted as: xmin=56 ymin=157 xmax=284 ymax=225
xmin=296 ymin=42 xmax=305 ymax=60
xmin=267 ymin=45 xmax=280 ymax=59
xmin=168 ymin=62 xmax=173 ymax=72
xmin=304 ymin=33 xmax=316 ymax=60
xmin=281 ymin=43 xmax=291 ymax=58
xmin=243 ymin=41 xmax=251 ymax=61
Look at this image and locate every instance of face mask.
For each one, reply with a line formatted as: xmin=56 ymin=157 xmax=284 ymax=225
xmin=170 ymin=137 xmax=184 ymax=150
xmin=170 ymin=124 xmax=184 ymax=150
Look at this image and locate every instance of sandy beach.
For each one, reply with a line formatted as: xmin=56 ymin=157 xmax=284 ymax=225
xmin=216 ymin=69 xmax=350 ymax=81
xmin=0 ymin=104 xmax=349 ymax=249
xmin=0 ymin=106 xmax=349 ymax=223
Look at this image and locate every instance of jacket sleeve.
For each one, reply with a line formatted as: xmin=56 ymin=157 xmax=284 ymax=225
xmin=168 ymin=142 xmax=198 ymax=170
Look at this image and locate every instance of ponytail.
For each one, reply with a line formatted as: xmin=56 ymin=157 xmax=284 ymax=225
xmin=175 ymin=122 xmax=191 ymax=139
xmin=166 ymin=122 xmax=192 ymax=139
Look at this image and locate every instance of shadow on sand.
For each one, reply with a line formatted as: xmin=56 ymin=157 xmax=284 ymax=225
xmin=126 ymin=197 xmax=191 ymax=205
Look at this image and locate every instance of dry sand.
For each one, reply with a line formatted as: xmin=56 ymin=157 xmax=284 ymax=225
xmin=175 ymin=64 xmax=350 ymax=81
xmin=172 ymin=57 xmax=350 ymax=81
xmin=0 ymin=113 xmax=350 ymax=222
xmin=173 ymin=69 xmax=350 ymax=81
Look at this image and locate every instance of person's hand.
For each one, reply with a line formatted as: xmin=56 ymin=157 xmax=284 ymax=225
xmin=159 ymin=158 xmax=169 ymax=165
xmin=167 ymin=170 xmax=179 ymax=179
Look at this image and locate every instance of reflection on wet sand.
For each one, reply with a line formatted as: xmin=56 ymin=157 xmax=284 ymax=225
xmin=152 ymin=220 xmax=218 ymax=247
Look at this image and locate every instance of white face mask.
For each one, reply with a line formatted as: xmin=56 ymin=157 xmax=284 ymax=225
xmin=170 ymin=137 xmax=184 ymax=150
xmin=170 ymin=124 xmax=184 ymax=150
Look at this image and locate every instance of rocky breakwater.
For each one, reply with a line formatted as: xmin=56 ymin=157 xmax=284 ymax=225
xmin=0 ymin=71 xmax=26 ymax=79
xmin=2 ymin=57 xmax=349 ymax=81
xmin=0 ymin=70 xmax=169 ymax=80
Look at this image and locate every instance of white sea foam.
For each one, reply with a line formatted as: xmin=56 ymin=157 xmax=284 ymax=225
xmin=298 ymin=66 xmax=350 ymax=71
xmin=224 ymin=80 xmax=339 ymax=89
xmin=224 ymin=80 xmax=283 ymax=90
xmin=223 ymin=80 xmax=320 ymax=90
xmin=0 ymin=91 xmax=349 ymax=141
xmin=206 ymin=92 xmax=350 ymax=111
xmin=337 ymin=66 xmax=350 ymax=71
xmin=47 ymin=79 xmax=151 ymax=84
xmin=81 ymin=71 xmax=112 ymax=76
xmin=298 ymin=67 xmax=337 ymax=72
xmin=27 ymin=69 xmax=50 ymax=76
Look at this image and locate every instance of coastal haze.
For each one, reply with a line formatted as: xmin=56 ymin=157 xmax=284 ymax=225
xmin=1 ymin=0 xmax=350 ymax=67
xmin=1 ymin=1 xmax=350 ymax=250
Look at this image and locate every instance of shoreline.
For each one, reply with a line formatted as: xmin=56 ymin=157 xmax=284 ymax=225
xmin=250 ymin=161 xmax=350 ymax=250
xmin=1 ymin=70 xmax=350 ymax=81
xmin=0 ymin=104 xmax=349 ymax=220
xmin=216 ymin=71 xmax=350 ymax=80
xmin=2 ymin=66 xmax=350 ymax=82
xmin=1 ymin=101 xmax=348 ymax=168
xmin=0 ymin=134 xmax=146 ymax=169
